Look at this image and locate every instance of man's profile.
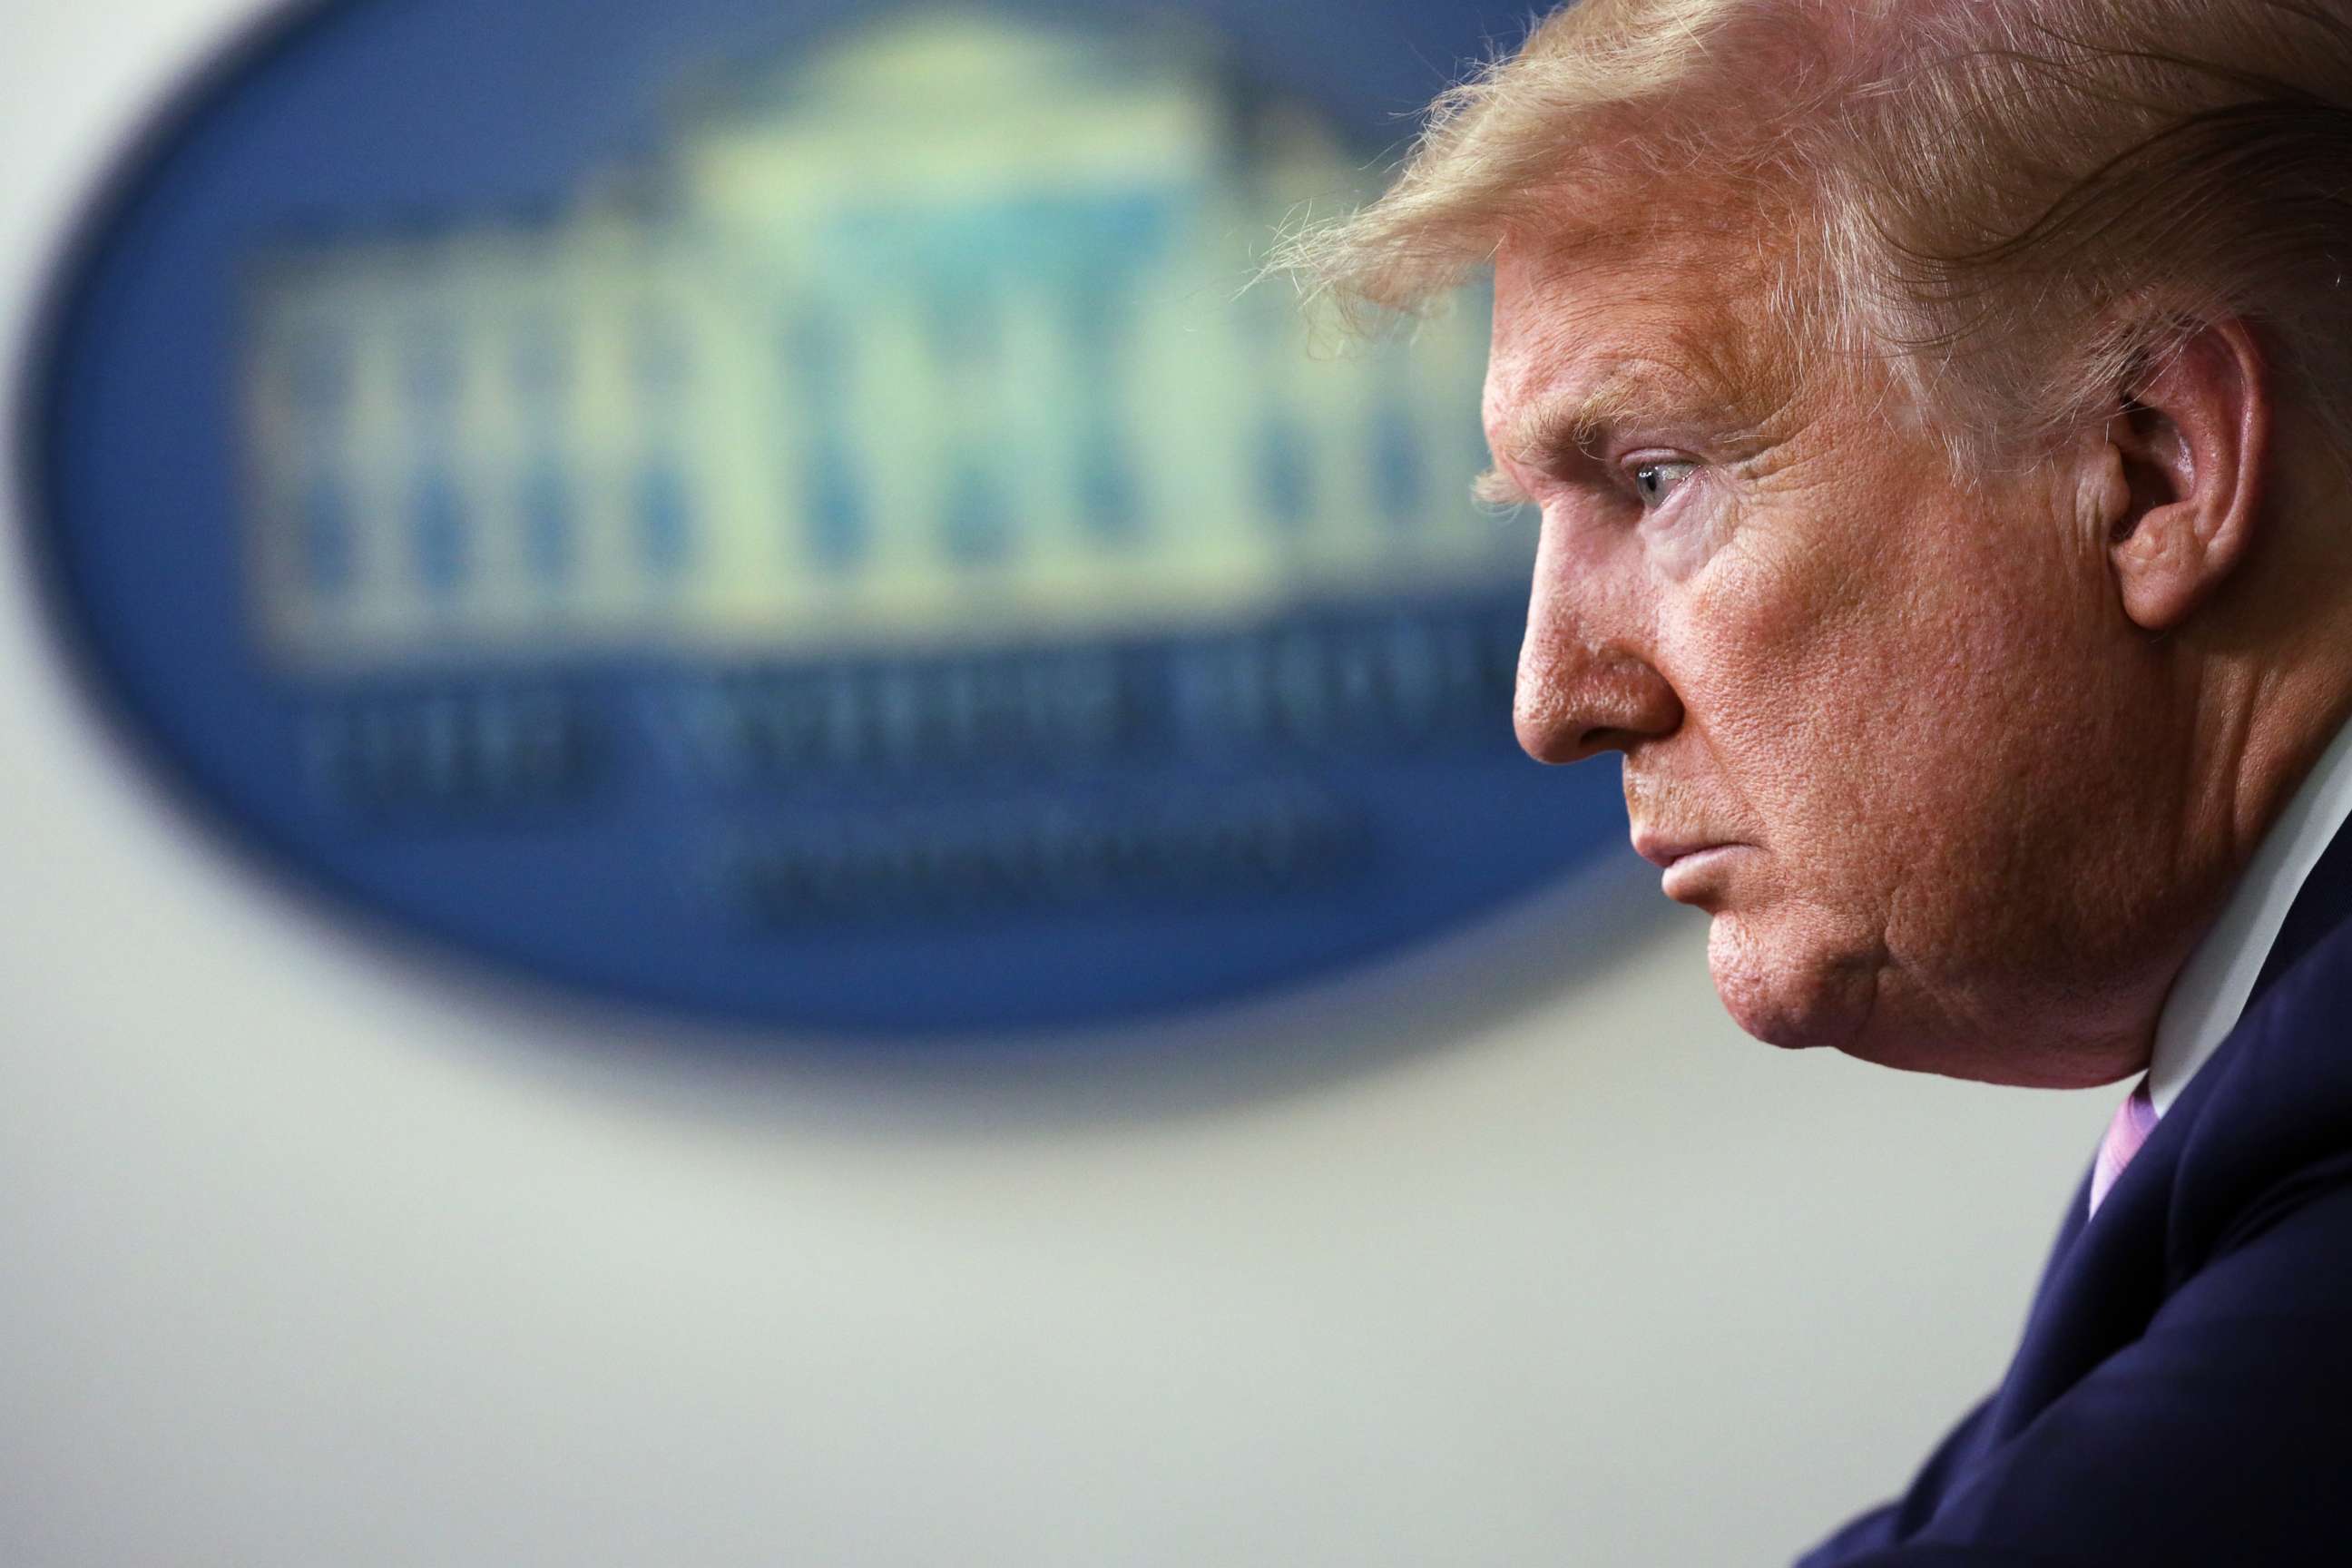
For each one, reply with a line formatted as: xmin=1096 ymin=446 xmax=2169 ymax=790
xmin=1287 ymin=1 xmax=2352 ymax=1560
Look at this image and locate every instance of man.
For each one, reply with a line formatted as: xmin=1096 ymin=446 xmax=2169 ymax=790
xmin=1284 ymin=0 xmax=2352 ymax=1561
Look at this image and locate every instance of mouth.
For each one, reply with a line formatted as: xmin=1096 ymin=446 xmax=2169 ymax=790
xmin=1631 ymin=835 xmax=1753 ymax=903
xmin=1632 ymin=833 xmax=1723 ymax=870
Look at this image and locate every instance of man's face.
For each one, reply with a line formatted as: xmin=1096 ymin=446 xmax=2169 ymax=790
xmin=1485 ymin=233 xmax=2199 ymax=1084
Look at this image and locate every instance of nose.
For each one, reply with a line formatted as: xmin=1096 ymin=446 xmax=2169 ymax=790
xmin=1514 ymin=585 xmax=1682 ymax=766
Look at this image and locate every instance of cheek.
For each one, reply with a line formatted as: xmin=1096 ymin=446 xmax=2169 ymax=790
xmin=1665 ymin=534 xmax=1883 ymax=799
xmin=1663 ymin=493 xmax=2073 ymax=848
xmin=1674 ymin=485 xmax=2136 ymax=953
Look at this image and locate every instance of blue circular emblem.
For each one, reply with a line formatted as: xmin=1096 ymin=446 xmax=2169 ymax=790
xmin=21 ymin=0 xmax=1628 ymax=1036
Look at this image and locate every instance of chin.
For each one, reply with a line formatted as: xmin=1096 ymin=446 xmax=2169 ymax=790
xmin=1707 ymin=916 xmax=2150 ymax=1087
xmin=1704 ymin=915 xmax=1877 ymax=1054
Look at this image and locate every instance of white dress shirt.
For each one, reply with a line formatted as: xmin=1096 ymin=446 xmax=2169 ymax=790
xmin=2144 ymin=713 xmax=2352 ymax=1117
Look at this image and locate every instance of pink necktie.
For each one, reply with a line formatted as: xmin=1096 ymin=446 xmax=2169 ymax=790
xmin=2088 ymin=1079 xmax=2160 ymax=1215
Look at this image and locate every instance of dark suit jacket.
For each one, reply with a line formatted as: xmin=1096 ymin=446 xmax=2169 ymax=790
xmin=1798 ymin=823 xmax=2352 ymax=1565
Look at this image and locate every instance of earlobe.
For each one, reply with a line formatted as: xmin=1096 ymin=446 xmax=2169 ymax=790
xmin=2104 ymin=320 xmax=2271 ymax=632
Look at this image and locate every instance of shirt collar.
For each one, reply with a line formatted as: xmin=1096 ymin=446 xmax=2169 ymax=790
xmin=2147 ymin=710 xmax=2352 ymax=1114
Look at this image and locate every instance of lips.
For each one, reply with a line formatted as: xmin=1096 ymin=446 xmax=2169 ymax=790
xmin=1631 ymin=832 xmax=1723 ymax=870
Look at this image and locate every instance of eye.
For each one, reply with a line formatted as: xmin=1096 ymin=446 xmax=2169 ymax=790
xmin=1631 ymin=460 xmax=1699 ymax=510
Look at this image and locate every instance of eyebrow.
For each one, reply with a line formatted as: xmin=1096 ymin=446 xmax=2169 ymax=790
xmin=1471 ymin=466 xmax=1536 ymax=509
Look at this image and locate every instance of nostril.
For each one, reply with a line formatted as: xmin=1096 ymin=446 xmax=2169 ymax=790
xmin=1513 ymin=638 xmax=1681 ymax=763
xmin=1514 ymin=710 xmax=1605 ymax=766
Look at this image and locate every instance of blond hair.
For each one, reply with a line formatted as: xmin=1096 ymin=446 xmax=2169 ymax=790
xmin=1280 ymin=0 xmax=2352 ymax=468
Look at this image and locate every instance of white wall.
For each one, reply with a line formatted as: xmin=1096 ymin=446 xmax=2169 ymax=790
xmin=0 ymin=6 xmax=2112 ymax=1564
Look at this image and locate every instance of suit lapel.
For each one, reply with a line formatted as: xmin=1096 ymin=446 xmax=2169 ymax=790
xmin=1974 ymin=813 xmax=2352 ymax=1448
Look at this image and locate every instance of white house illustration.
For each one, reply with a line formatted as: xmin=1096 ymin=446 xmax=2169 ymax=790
xmin=239 ymin=7 xmax=1517 ymax=671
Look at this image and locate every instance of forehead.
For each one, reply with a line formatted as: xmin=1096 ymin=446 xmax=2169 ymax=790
xmin=1484 ymin=224 xmax=1806 ymax=435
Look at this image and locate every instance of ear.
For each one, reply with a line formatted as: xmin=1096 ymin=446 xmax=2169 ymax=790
xmin=2102 ymin=318 xmax=2272 ymax=632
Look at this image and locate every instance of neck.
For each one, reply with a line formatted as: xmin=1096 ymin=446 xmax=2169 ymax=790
xmin=2150 ymin=448 xmax=2352 ymax=1055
